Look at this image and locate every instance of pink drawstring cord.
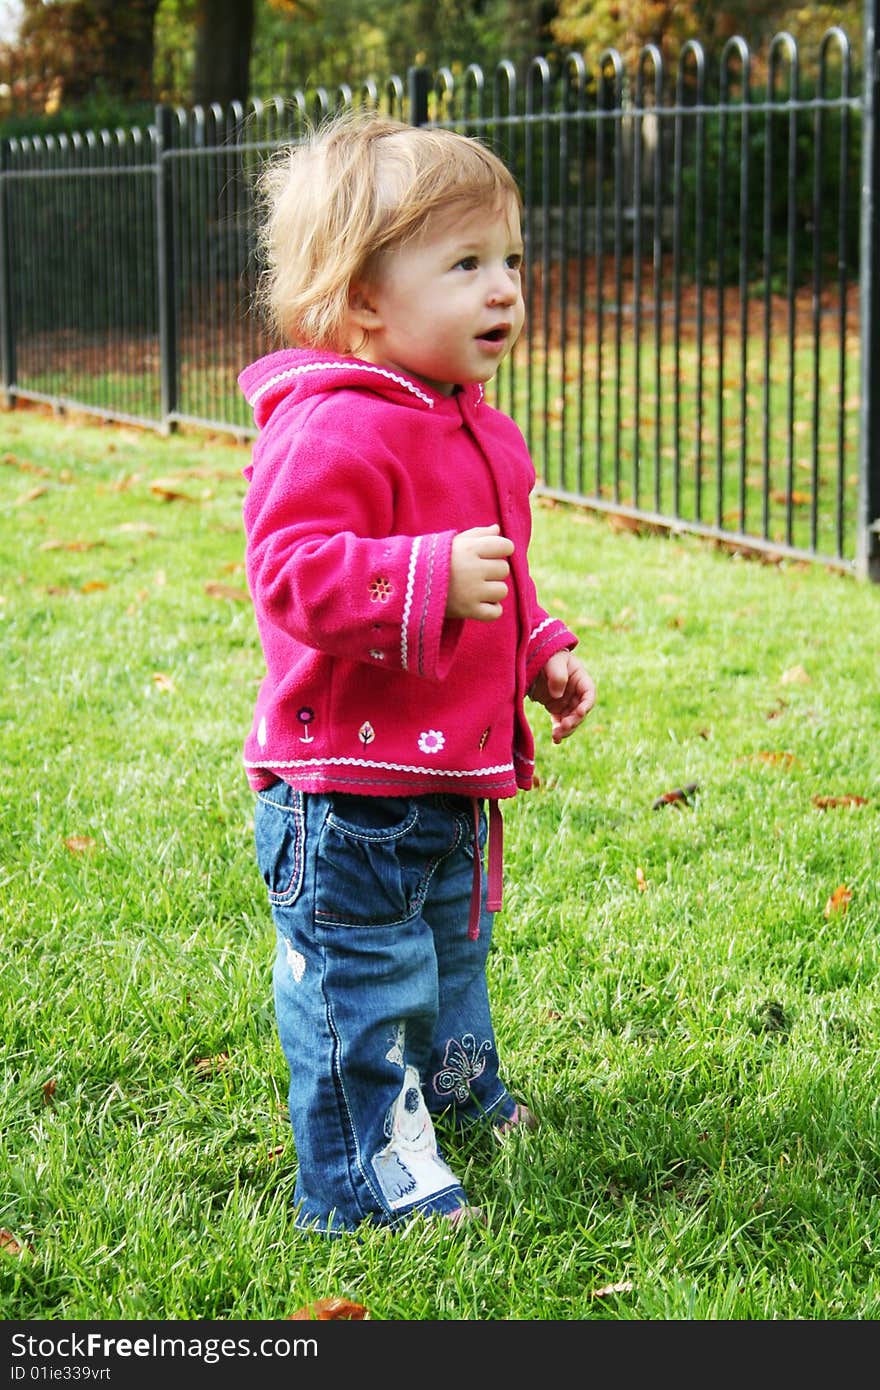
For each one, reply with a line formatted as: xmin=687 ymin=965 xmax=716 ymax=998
xmin=467 ymin=798 xmax=504 ymax=939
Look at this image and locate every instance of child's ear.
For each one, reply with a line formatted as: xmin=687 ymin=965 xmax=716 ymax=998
xmin=348 ymin=282 xmax=382 ymax=331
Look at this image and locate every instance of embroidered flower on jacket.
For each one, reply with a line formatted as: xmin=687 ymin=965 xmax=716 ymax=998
xmin=431 ymin=1033 xmax=492 ymax=1104
xmin=418 ymin=729 xmax=445 ymax=754
xmin=368 ymin=575 xmax=393 ymax=603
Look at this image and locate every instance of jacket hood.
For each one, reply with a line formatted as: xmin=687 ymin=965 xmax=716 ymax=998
xmin=238 ymin=348 xmax=486 ymax=432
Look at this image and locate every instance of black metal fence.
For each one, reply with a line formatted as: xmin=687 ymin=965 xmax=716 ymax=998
xmin=1 ymin=22 xmax=879 ymax=579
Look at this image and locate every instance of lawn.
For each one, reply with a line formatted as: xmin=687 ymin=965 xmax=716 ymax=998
xmin=1 ymin=402 xmax=879 ymax=1324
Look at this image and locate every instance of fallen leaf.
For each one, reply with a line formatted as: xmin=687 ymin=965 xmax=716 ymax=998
xmin=824 ymin=885 xmax=852 ymax=918
xmin=770 ymin=488 xmax=812 ymax=506
xmin=0 ymin=1230 xmax=29 ymax=1257
xmin=193 ymin=1052 xmax=229 ymax=1076
xmin=607 ymin=512 xmax=644 ymax=534
xmin=39 ymin=538 xmax=106 ymax=551
xmin=812 ymin=795 xmax=869 ymax=810
xmin=150 ymin=482 xmax=201 ymax=502
xmin=780 ymin=664 xmax=810 ymax=685
xmin=80 ymin=580 xmax=108 ymax=593
xmin=635 ymin=866 xmax=648 ymax=892
xmin=152 ymin=672 xmax=175 ymax=692
xmin=64 ymin=835 xmax=96 ymax=853
xmin=118 ymin=522 xmax=158 ymax=537
xmin=15 ymin=485 xmax=48 ymax=504
xmin=204 ymin=580 xmax=249 ymax=602
xmin=652 ymin=783 xmax=699 ymax=809
xmin=42 ymin=1079 xmax=57 ymax=1105
xmin=750 ymin=751 xmax=798 ymax=767
xmin=590 ymin=1280 xmax=634 ymax=1298
xmin=289 ymin=1298 xmax=369 ymax=1321
xmin=2 ymin=453 xmax=51 ymax=476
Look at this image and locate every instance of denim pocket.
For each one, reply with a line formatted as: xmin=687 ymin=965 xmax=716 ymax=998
xmin=254 ymin=782 xmax=305 ymax=906
xmin=315 ymin=795 xmax=428 ymax=928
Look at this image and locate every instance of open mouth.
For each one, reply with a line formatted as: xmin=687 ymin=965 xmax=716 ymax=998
xmin=478 ymin=326 xmax=508 ymax=343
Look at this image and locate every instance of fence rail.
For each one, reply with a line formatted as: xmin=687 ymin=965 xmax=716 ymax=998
xmin=1 ymin=21 xmax=878 ymax=579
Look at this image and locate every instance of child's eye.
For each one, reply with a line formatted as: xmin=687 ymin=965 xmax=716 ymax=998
xmin=455 ymin=255 xmax=478 ymax=271
xmin=506 ymin=253 xmax=523 ymax=271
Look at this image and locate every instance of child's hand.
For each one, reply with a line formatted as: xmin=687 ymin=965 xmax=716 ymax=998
xmin=446 ymin=524 xmax=515 ymax=621
xmin=529 ymin=649 xmax=596 ymax=743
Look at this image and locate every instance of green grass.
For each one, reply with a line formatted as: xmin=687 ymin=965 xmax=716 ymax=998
xmin=1 ymin=403 xmax=879 ymax=1322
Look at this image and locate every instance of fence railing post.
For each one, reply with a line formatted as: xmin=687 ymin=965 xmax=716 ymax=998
xmin=155 ymin=104 xmax=178 ymax=433
xmin=408 ymin=66 xmax=431 ymax=126
xmin=0 ymin=136 xmax=14 ymax=407
xmin=858 ymin=0 xmax=880 ymax=579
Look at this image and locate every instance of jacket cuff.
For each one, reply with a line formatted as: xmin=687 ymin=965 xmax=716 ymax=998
xmin=401 ymin=530 xmax=463 ymax=680
xmin=524 ymin=617 xmax=579 ymax=692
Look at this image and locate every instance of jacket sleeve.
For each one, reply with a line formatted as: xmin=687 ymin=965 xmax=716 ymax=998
xmin=243 ymin=425 xmax=464 ymax=681
xmin=522 ymin=581 xmax=580 ymax=693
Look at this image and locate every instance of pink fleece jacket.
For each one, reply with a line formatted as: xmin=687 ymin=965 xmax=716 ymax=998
xmin=238 ymin=349 xmax=578 ymax=807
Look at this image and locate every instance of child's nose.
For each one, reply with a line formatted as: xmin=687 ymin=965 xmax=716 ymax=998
xmin=487 ymin=271 xmax=518 ymax=305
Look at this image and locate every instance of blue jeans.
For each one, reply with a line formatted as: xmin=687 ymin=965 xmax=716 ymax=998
xmin=253 ymin=783 xmax=518 ymax=1234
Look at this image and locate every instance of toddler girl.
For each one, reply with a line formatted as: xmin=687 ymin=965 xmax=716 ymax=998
xmin=239 ymin=110 xmax=595 ymax=1234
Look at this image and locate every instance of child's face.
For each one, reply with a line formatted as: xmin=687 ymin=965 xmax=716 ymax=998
xmin=351 ymin=197 xmax=525 ymax=396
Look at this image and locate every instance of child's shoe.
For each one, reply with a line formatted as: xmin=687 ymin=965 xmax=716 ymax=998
xmin=444 ymin=1204 xmax=486 ymax=1228
xmin=494 ymin=1102 xmax=537 ymax=1140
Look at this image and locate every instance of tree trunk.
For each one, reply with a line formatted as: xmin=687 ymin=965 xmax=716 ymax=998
xmin=193 ymin=0 xmax=255 ymax=110
xmin=62 ymin=0 xmax=162 ymax=105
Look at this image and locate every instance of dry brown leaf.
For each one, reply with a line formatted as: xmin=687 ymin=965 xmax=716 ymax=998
xmin=824 ymin=885 xmax=852 ymax=918
xmin=80 ymin=580 xmax=108 ymax=593
xmin=770 ymin=488 xmax=812 ymax=506
xmin=0 ymin=1230 xmax=29 ymax=1257
xmin=635 ymin=866 xmax=648 ymax=892
xmin=43 ymin=1079 xmax=57 ymax=1106
xmin=149 ymin=482 xmax=202 ymax=502
xmin=3 ymin=452 xmax=51 ymax=476
xmin=161 ymin=465 xmax=241 ymax=482
xmin=15 ymin=485 xmax=48 ymax=504
xmin=193 ymin=1052 xmax=229 ymax=1076
xmin=752 ymin=751 xmax=798 ymax=767
xmin=204 ymin=580 xmax=250 ymax=602
xmin=652 ymin=783 xmax=699 ymax=809
xmin=152 ymin=672 xmax=175 ymax=692
xmin=590 ymin=1279 xmax=634 ymax=1299
xmin=607 ymin=512 xmax=643 ymax=534
xmin=812 ymin=794 xmax=869 ymax=810
xmin=64 ymin=835 xmax=96 ymax=854
xmin=40 ymin=537 xmax=106 ymax=552
xmin=289 ymin=1298 xmax=369 ymax=1321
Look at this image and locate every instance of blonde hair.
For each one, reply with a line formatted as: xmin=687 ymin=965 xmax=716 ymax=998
xmin=254 ymin=109 xmax=522 ymax=351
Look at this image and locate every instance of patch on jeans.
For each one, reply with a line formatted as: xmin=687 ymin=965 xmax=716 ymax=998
xmin=430 ymin=1033 xmax=492 ymax=1104
xmin=385 ymin=1021 xmax=406 ymax=1069
xmin=372 ymin=1065 xmax=457 ymax=1211
xmin=284 ymin=939 xmax=306 ymax=983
